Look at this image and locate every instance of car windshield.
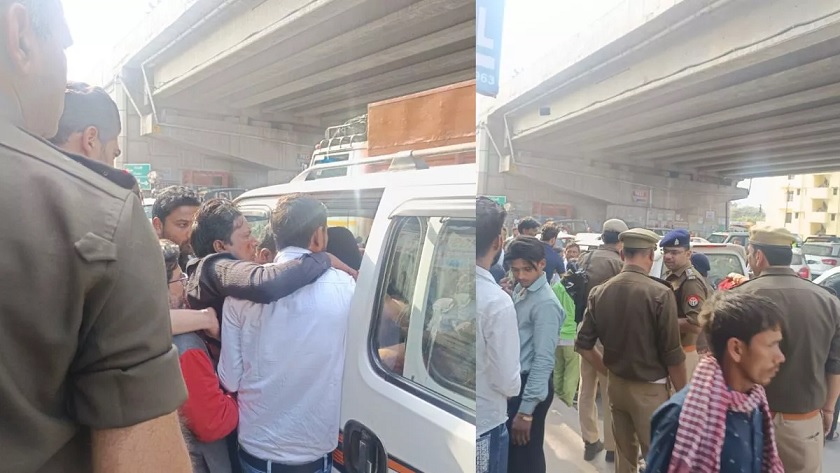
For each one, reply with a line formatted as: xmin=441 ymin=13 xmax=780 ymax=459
xmin=706 ymin=234 xmax=727 ymax=243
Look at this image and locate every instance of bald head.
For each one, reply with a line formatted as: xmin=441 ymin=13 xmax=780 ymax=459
xmin=1 ymin=0 xmax=71 ymax=137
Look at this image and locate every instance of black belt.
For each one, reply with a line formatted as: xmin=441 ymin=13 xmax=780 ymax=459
xmin=238 ymin=445 xmax=330 ymax=473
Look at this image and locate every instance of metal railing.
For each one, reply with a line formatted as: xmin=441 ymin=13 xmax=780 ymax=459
xmin=291 ymin=143 xmax=474 ymax=182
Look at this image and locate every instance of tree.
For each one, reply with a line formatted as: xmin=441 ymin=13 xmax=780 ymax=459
xmin=730 ymin=203 xmax=765 ymax=222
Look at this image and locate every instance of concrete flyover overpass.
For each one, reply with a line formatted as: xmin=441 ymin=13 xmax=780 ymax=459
xmin=95 ymin=0 xmax=474 ymax=189
xmin=480 ymin=0 xmax=840 ymax=232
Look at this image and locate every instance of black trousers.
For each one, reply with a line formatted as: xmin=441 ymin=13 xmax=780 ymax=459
xmin=506 ymin=372 xmax=554 ymax=473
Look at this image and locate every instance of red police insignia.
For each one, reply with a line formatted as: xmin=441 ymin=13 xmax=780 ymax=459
xmin=687 ymin=295 xmax=700 ymax=308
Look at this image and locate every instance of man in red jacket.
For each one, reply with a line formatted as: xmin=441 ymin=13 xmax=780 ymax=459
xmin=161 ymin=239 xmax=238 ymax=473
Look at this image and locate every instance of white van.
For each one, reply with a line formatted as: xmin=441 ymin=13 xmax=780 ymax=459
xmin=235 ymin=160 xmax=477 ymax=473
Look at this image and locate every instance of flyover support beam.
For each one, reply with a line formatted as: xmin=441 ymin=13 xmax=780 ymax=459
xmin=141 ymin=110 xmax=320 ymax=171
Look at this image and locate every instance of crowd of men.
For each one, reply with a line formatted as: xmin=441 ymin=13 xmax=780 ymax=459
xmin=0 ymin=3 xmax=364 ymax=472
xmin=477 ymin=196 xmax=840 ymax=473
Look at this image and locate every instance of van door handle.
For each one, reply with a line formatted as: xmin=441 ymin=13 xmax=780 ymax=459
xmin=343 ymin=420 xmax=387 ymax=473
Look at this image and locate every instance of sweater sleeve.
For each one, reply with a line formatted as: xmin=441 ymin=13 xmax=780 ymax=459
xmin=179 ymin=349 xmax=239 ymax=443
xmin=207 ymin=252 xmax=331 ymax=303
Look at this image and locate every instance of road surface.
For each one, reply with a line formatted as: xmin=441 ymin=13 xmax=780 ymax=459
xmin=545 ymin=397 xmax=840 ymax=472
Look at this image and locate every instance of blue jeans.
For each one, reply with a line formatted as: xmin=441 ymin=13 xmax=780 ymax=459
xmin=477 ymin=422 xmax=510 ymax=473
xmin=238 ymin=452 xmax=333 ymax=473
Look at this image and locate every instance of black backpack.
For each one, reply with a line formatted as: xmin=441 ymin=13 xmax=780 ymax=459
xmin=561 ymin=259 xmax=590 ymax=324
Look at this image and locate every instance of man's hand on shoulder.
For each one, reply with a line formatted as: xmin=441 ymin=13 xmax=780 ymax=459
xmin=327 ymin=252 xmax=358 ymax=280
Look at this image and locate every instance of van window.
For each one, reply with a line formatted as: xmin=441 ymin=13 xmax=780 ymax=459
xmin=373 ymin=215 xmax=476 ymax=411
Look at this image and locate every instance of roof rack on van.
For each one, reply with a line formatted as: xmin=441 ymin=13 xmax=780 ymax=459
xmin=291 ymin=143 xmax=474 ymax=182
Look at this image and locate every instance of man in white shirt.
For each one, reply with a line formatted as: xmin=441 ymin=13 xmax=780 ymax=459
xmin=476 ymin=197 xmax=523 ymax=473
xmin=219 ymin=193 xmax=355 ymax=473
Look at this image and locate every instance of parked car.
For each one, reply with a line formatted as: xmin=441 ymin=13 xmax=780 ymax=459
xmin=575 ymin=233 xmax=604 ymax=253
xmin=790 ymin=247 xmax=812 ymax=279
xmin=815 ymin=265 xmax=840 ymax=294
xmin=706 ymin=231 xmax=750 ymax=247
xmin=801 ymin=236 xmax=840 ymax=279
xmin=651 ymin=243 xmax=748 ymax=290
xmin=142 ymin=197 xmax=155 ymax=221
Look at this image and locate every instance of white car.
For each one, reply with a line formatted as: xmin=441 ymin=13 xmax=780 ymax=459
xmin=814 ymin=266 xmax=840 ymax=293
xmin=575 ymin=232 xmax=604 ymax=252
xmin=790 ymin=247 xmax=812 ymax=280
xmin=142 ymin=197 xmax=155 ymax=221
xmin=802 ymin=236 xmax=840 ymax=279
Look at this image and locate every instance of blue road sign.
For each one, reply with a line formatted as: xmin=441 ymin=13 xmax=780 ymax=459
xmin=476 ymin=0 xmax=505 ymax=97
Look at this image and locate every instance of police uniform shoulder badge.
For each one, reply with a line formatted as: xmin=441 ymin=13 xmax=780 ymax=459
xmin=686 ymin=294 xmax=701 ymax=308
xmin=685 ymin=267 xmax=697 ymax=280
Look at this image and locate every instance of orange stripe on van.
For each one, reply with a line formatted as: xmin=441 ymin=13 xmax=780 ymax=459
xmin=387 ymin=459 xmax=415 ymax=473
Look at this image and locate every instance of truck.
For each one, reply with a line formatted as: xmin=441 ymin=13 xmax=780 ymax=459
xmin=305 ymin=80 xmax=476 ymax=181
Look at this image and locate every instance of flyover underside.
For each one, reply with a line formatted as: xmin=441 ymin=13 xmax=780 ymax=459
xmin=147 ymin=0 xmax=475 ymax=126
xmin=501 ymin=0 xmax=840 ymax=181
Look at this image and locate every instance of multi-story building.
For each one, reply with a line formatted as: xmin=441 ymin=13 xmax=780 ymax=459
xmin=767 ymin=173 xmax=840 ymax=238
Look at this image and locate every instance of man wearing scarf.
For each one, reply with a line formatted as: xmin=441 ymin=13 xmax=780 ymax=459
xmin=646 ymin=291 xmax=786 ymax=473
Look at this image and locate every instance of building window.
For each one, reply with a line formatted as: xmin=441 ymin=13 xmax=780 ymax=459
xmin=785 ymin=213 xmax=792 ymax=224
xmin=788 ymin=175 xmax=795 ymax=180
xmin=795 ymin=212 xmax=800 ymax=219
xmin=834 ymin=188 xmax=838 ymax=196
xmin=833 ymin=214 xmax=837 ymax=222
xmin=796 ymin=189 xmax=801 ymax=196
xmin=786 ymin=191 xmax=794 ymax=202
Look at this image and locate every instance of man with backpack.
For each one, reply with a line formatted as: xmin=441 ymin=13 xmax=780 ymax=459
xmin=574 ymin=218 xmax=628 ymax=463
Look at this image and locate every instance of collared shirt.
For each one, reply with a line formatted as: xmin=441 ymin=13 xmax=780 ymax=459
xmin=577 ymin=265 xmax=684 ymax=382
xmin=513 ymin=275 xmax=564 ymax=414
xmin=542 ymin=242 xmax=566 ymax=283
xmin=732 ymin=266 xmax=840 ymax=413
xmin=476 ymin=266 xmax=522 ymax=436
xmin=0 ymin=120 xmax=186 ymax=472
xmin=646 ymin=386 xmax=763 ymax=473
xmin=218 ymin=247 xmax=355 ymax=464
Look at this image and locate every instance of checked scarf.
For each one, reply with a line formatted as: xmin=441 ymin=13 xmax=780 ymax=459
xmin=667 ymin=355 xmax=784 ymax=473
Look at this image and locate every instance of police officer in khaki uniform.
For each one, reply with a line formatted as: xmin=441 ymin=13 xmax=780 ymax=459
xmin=660 ymin=228 xmax=711 ymax=379
xmin=576 ymin=228 xmax=687 ymax=473
xmin=575 ymin=218 xmax=628 ymax=462
xmin=732 ymin=225 xmax=840 ymax=473
xmin=0 ymin=2 xmax=191 ymax=472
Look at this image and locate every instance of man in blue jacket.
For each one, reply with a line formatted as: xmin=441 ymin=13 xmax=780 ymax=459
xmin=539 ymin=223 xmax=565 ymax=283
xmin=646 ymin=291 xmax=786 ymax=473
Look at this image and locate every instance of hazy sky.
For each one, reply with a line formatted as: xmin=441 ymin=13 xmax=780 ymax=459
xmin=487 ymin=0 xmax=773 ymax=206
xmin=63 ymin=0 xmax=148 ymax=83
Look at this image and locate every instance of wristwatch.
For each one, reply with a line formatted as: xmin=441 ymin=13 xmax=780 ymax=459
xmin=518 ymin=414 xmax=533 ymax=422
